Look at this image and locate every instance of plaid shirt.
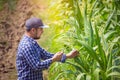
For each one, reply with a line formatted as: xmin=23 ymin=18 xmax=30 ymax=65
xmin=16 ymin=35 xmax=54 ymax=80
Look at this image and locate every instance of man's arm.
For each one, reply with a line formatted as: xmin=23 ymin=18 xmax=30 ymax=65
xmin=40 ymin=48 xmax=66 ymax=63
xmin=66 ymin=50 xmax=79 ymax=59
xmin=40 ymin=48 xmax=54 ymax=60
xmin=23 ymin=45 xmax=53 ymax=70
xmin=23 ymin=44 xmax=63 ymax=70
xmin=59 ymin=50 xmax=79 ymax=63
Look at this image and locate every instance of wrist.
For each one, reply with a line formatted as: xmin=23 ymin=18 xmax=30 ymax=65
xmin=51 ymin=57 xmax=56 ymax=63
xmin=61 ymin=54 xmax=66 ymax=63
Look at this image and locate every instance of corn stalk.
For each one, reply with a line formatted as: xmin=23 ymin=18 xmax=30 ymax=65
xmin=48 ymin=0 xmax=120 ymax=80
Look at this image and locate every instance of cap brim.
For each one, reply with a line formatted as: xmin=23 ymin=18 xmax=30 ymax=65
xmin=40 ymin=25 xmax=49 ymax=28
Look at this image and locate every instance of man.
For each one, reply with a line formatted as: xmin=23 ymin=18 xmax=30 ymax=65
xmin=16 ymin=17 xmax=79 ymax=80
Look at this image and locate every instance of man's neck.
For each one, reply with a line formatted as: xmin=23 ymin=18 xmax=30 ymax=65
xmin=25 ymin=32 xmax=33 ymax=39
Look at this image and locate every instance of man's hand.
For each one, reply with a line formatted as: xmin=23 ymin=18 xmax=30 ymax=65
xmin=66 ymin=50 xmax=79 ymax=59
xmin=51 ymin=52 xmax=63 ymax=62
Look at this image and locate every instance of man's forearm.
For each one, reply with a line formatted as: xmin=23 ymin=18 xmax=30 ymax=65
xmin=66 ymin=54 xmax=72 ymax=59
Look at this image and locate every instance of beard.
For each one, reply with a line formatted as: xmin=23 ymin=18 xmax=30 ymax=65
xmin=33 ymin=31 xmax=42 ymax=40
xmin=33 ymin=35 xmax=40 ymax=40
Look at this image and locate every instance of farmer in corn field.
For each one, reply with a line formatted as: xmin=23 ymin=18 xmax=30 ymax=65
xmin=16 ymin=17 xmax=79 ymax=80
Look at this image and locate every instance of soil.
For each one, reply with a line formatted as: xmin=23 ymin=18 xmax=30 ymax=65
xmin=0 ymin=0 xmax=42 ymax=80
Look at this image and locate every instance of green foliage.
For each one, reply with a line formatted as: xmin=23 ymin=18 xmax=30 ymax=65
xmin=0 ymin=0 xmax=17 ymax=11
xmin=47 ymin=0 xmax=120 ymax=80
xmin=0 ymin=0 xmax=6 ymax=10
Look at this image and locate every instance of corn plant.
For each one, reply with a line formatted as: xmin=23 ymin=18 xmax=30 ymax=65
xmin=47 ymin=0 xmax=77 ymax=80
xmin=48 ymin=0 xmax=120 ymax=80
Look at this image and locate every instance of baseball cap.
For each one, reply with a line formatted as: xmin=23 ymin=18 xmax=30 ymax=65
xmin=25 ymin=17 xmax=49 ymax=30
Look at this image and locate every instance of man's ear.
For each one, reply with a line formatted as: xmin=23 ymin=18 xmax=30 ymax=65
xmin=29 ymin=28 xmax=34 ymax=35
xmin=31 ymin=28 xmax=35 ymax=32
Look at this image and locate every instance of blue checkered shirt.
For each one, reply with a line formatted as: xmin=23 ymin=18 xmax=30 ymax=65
xmin=16 ymin=35 xmax=54 ymax=80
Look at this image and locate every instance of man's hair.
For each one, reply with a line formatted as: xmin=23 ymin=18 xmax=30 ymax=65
xmin=26 ymin=28 xmax=31 ymax=32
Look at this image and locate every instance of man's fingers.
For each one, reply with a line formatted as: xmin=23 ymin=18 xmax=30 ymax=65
xmin=57 ymin=52 xmax=63 ymax=55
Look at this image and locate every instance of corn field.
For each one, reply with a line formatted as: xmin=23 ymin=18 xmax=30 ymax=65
xmin=46 ymin=0 xmax=120 ymax=80
xmin=0 ymin=0 xmax=120 ymax=80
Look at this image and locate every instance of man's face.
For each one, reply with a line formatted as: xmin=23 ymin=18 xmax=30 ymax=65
xmin=32 ymin=28 xmax=44 ymax=39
